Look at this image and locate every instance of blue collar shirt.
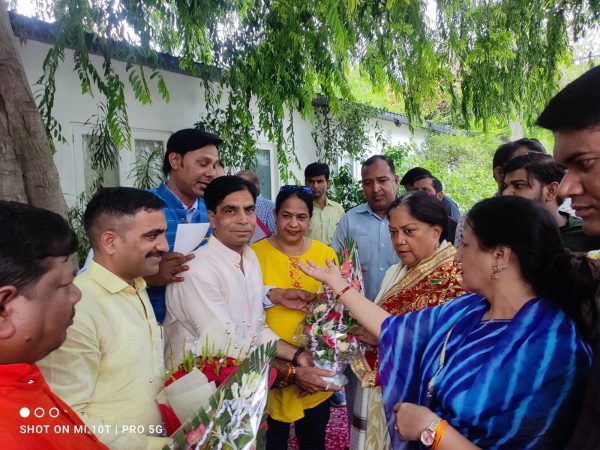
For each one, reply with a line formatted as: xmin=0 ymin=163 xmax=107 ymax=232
xmin=147 ymin=181 xmax=211 ymax=323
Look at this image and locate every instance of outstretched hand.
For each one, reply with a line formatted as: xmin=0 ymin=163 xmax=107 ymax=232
xmin=145 ymin=252 xmax=194 ymax=286
xmin=295 ymin=259 xmax=345 ymax=288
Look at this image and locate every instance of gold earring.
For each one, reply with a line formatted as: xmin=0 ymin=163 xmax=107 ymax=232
xmin=491 ymin=264 xmax=508 ymax=279
xmin=491 ymin=264 xmax=501 ymax=279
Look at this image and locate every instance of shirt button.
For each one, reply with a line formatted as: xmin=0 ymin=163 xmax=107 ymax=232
xmin=379 ymin=267 xmax=383 ymax=271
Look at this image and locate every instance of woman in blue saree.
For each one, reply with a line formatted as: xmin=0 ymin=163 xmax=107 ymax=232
xmin=298 ymin=196 xmax=599 ymax=449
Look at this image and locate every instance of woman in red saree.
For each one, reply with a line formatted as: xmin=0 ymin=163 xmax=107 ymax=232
xmin=350 ymin=192 xmax=464 ymax=449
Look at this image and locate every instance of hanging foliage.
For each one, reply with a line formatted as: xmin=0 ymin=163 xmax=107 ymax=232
xmin=311 ymin=101 xmax=383 ymax=166
xmin=21 ymin=0 xmax=600 ymax=177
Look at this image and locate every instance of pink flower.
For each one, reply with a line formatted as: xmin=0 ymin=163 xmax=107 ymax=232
xmin=323 ymin=336 xmax=336 ymax=348
xmin=340 ymin=261 xmax=353 ymax=278
xmin=186 ymin=424 xmax=206 ymax=445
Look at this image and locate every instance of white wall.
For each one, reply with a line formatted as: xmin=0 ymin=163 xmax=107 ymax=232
xmin=15 ymin=37 xmax=428 ymax=204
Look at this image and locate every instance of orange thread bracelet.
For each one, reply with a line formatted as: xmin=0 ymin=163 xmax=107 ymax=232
xmin=431 ymin=419 xmax=448 ymax=450
xmin=335 ymin=285 xmax=352 ymax=301
xmin=284 ymin=363 xmax=294 ymax=383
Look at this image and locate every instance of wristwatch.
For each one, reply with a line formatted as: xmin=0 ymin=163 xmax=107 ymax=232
xmin=420 ymin=415 xmax=442 ymax=447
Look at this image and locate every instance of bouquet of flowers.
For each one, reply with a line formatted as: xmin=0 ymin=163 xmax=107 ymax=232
xmin=295 ymin=237 xmax=363 ymax=386
xmin=162 ymin=342 xmax=277 ymax=450
xmin=159 ymin=339 xmax=243 ymax=435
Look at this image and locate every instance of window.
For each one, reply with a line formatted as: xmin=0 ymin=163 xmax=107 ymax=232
xmin=82 ymin=135 xmax=120 ymax=192
xmin=132 ymin=139 xmax=165 ymax=189
xmin=256 ymin=148 xmax=273 ymax=200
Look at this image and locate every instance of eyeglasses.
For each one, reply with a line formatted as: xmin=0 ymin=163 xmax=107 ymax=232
xmin=279 ymin=185 xmax=313 ymax=196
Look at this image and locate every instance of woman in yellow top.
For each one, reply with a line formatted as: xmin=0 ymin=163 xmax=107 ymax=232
xmin=252 ymin=185 xmax=338 ymax=450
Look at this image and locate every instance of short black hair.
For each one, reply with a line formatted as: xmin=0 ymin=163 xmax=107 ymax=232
xmin=304 ymin=162 xmax=330 ymax=181
xmin=536 ymin=65 xmax=600 ymax=131
xmin=0 ymin=201 xmax=77 ymax=290
xmin=388 ymin=192 xmax=449 ymax=242
xmin=83 ymin=187 xmax=166 ymax=246
xmin=503 ymin=152 xmax=565 ymax=186
xmin=163 ymin=128 xmax=222 ymax=175
xmin=400 ymin=167 xmax=431 ymax=186
xmin=492 ymin=138 xmax=546 ymax=169
xmin=413 ymin=174 xmax=443 ymax=193
xmin=362 ymin=155 xmax=396 ymax=174
xmin=204 ymin=176 xmax=257 ymax=213
xmin=275 ymin=185 xmax=314 ymax=217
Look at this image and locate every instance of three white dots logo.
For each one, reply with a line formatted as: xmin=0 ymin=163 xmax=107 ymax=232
xmin=19 ymin=407 xmax=60 ymax=418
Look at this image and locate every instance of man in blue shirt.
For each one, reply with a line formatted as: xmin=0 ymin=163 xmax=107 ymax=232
xmin=331 ymin=155 xmax=400 ymax=301
xmin=145 ymin=128 xmax=222 ymax=323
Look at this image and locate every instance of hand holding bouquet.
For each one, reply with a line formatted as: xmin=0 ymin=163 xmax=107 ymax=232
xmin=295 ymin=238 xmax=364 ymax=386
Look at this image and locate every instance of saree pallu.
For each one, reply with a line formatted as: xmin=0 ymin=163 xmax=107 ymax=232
xmin=350 ymin=242 xmax=464 ymax=450
xmin=379 ymin=293 xmax=593 ymax=449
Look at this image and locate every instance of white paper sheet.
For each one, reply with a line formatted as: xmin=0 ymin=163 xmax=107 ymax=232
xmin=173 ymin=223 xmax=210 ymax=254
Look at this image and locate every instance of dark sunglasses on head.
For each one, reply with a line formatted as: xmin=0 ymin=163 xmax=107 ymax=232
xmin=280 ymin=185 xmax=313 ymax=196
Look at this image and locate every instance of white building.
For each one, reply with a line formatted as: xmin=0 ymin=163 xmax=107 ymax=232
xmin=11 ymin=12 xmax=450 ymax=203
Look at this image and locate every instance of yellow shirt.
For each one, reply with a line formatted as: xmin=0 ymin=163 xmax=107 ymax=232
xmin=306 ymin=197 xmax=345 ymax=244
xmin=251 ymin=238 xmax=337 ymax=422
xmin=38 ymin=261 xmax=169 ymax=450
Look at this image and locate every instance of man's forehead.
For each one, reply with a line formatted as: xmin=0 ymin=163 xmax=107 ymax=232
xmin=122 ymin=209 xmax=166 ymax=230
xmin=414 ymin=178 xmax=433 ymax=187
xmin=186 ymin=145 xmax=219 ymax=159
xmin=218 ymin=191 xmax=255 ymax=208
xmin=41 ymin=255 xmax=77 ymax=280
xmin=361 ymin=161 xmax=393 ymax=179
xmin=504 ymin=169 xmax=528 ymax=180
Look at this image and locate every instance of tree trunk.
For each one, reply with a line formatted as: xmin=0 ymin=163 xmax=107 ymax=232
xmin=0 ymin=0 xmax=67 ymax=217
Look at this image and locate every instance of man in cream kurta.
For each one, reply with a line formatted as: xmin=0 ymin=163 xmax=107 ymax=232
xmin=165 ymin=235 xmax=279 ymax=363
xmin=39 ymin=187 xmax=171 ymax=450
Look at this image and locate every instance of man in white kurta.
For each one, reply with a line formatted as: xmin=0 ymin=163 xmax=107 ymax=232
xmin=164 ymin=234 xmax=279 ymax=363
xmin=163 ymin=175 xmax=339 ymax=403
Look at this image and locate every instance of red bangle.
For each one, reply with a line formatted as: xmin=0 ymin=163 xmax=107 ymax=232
xmin=335 ymin=285 xmax=353 ymax=301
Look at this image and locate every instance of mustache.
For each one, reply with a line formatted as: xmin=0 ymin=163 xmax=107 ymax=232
xmin=146 ymin=251 xmax=165 ymax=259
